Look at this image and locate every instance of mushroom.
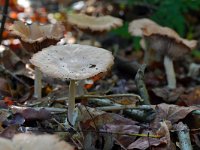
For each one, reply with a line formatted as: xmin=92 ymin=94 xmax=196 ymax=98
xmin=67 ymin=13 xmax=123 ymax=45
xmin=30 ymin=44 xmax=114 ymax=124
xmin=128 ymin=18 xmax=160 ymax=64
xmin=9 ymin=21 xmax=65 ymax=99
xmin=129 ymin=18 xmax=197 ymax=89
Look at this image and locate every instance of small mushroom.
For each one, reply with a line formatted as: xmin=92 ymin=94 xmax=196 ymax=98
xmin=129 ymin=18 xmax=197 ymax=89
xmin=67 ymin=13 xmax=123 ymax=45
xmin=9 ymin=21 xmax=65 ymax=99
xmin=30 ymin=44 xmax=114 ymax=124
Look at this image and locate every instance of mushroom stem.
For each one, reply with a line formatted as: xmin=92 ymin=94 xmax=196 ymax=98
xmin=68 ymin=80 xmax=76 ymax=124
xmin=164 ymin=56 xmax=176 ymax=89
xmin=34 ymin=67 xmax=42 ymax=99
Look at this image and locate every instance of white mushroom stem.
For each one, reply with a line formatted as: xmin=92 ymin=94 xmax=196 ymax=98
xmin=164 ymin=56 xmax=176 ymax=89
xmin=34 ymin=67 xmax=42 ymax=99
xmin=68 ymin=80 xmax=76 ymax=124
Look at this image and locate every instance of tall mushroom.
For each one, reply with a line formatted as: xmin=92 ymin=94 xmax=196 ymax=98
xmin=67 ymin=13 xmax=123 ymax=45
xmin=128 ymin=18 xmax=160 ymax=64
xmin=9 ymin=21 xmax=65 ymax=98
xmin=30 ymin=44 xmax=114 ymax=124
xmin=129 ymin=18 xmax=197 ymax=89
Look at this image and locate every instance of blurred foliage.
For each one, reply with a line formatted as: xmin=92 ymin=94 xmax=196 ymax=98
xmin=112 ymin=0 xmax=200 ymax=50
xmin=191 ymin=49 xmax=200 ymax=58
xmin=112 ymin=22 xmax=131 ymax=39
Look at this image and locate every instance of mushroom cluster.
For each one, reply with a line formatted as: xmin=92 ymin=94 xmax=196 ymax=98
xmin=9 ymin=21 xmax=65 ymax=99
xmin=30 ymin=44 xmax=114 ymax=124
xmin=129 ymin=18 xmax=197 ymax=89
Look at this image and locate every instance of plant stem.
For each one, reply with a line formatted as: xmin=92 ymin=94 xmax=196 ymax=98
xmin=164 ymin=56 xmax=176 ymax=89
xmin=135 ymin=64 xmax=150 ymax=105
xmin=68 ymin=80 xmax=76 ymax=124
xmin=34 ymin=67 xmax=42 ymax=99
xmin=175 ymin=122 xmax=192 ymax=150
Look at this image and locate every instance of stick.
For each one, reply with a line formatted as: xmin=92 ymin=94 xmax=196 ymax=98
xmin=56 ymin=93 xmax=143 ymax=102
xmin=0 ymin=65 xmax=30 ymax=88
xmin=89 ymin=98 xmax=155 ymax=122
xmin=135 ymin=64 xmax=150 ymax=105
xmin=34 ymin=67 xmax=42 ymax=99
xmin=175 ymin=122 xmax=192 ymax=150
xmin=0 ymin=0 xmax=9 ymax=44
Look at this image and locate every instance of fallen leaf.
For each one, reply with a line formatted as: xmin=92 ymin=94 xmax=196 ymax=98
xmin=0 ymin=125 xmax=19 ymax=139
xmin=179 ymin=86 xmax=200 ymax=106
xmin=81 ymin=113 xmax=140 ymax=148
xmin=10 ymin=106 xmax=52 ymax=120
xmin=127 ymin=130 xmax=167 ymax=150
xmin=152 ymin=87 xmax=184 ymax=103
xmin=3 ymin=97 xmax=14 ymax=106
xmin=156 ymin=121 xmax=171 ymax=149
xmin=151 ymin=103 xmax=199 ymax=128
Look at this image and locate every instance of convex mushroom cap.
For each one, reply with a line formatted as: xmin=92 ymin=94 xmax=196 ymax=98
xmin=128 ymin=18 xmax=159 ymax=36
xmin=30 ymin=44 xmax=114 ymax=80
xmin=0 ymin=133 xmax=73 ymax=150
xmin=129 ymin=18 xmax=197 ymax=59
xmin=9 ymin=21 xmax=65 ymax=53
xmin=67 ymin=13 xmax=123 ymax=34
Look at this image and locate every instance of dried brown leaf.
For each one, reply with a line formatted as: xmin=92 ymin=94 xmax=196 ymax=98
xmin=10 ymin=106 xmax=51 ymax=120
xmin=152 ymin=87 xmax=184 ymax=103
xmin=127 ymin=131 xmax=167 ymax=150
xmin=179 ymin=86 xmax=200 ymax=106
xmin=151 ymin=103 xmax=199 ymax=128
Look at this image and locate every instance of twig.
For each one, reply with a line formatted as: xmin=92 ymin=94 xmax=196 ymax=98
xmin=135 ymin=64 xmax=150 ymax=105
xmin=56 ymin=93 xmax=143 ymax=102
xmin=51 ymin=118 xmax=67 ymax=131
xmin=175 ymin=122 xmax=193 ymax=150
xmin=10 ymin=105 xmax=67 ymax=113
xmin=97 ymin=104 xmax=136 ymax=111
xmin=0 ymin=65 xmax=30 ymax=88
xmin=89 ymin=98 xmax=156 ymax=122
xmin=0 ymin=0 xmax=9 ymax=44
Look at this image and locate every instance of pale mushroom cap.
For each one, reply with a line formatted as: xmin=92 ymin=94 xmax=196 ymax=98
xmin=0 ymin=138 xmax=13 ymax=150
xmin=30 ymin=44 xmax=114 ymax=80
xmin=142 ymin=25 xmax=197 ymax=49
xmin=13 ymin=134 xmax=73 ymax=150
xmin=67 ymin=13 xmax=123 ymax=32
xmin=128 ymin=18 xmax=159 ymax=36
xmin=0 ymin=133 xmax=74 ymax=150
xmin=9 ymin=21 xmax=65 ymax=43
xmin=128 ymin=18 xmax=197 ymax=58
